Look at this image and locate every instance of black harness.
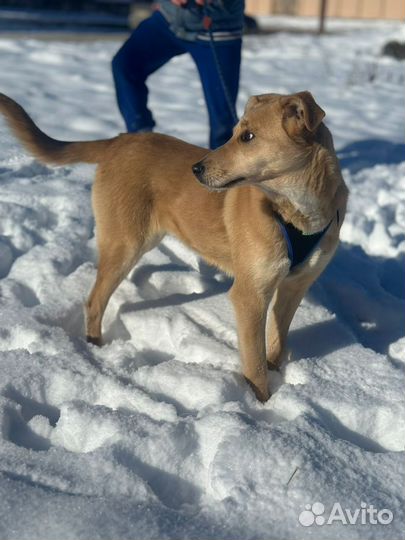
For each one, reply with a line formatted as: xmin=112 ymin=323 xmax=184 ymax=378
xmin=275 ymin=211 xmax=340 ymax=270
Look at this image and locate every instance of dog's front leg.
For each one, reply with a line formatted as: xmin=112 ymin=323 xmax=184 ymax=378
xmin=266 ymin=261 xmax=333 ymax=369
xmin=229 ymin=281 xmax=275 ymax=402
xmin=266 ymin=278 xmax=308 ymax=370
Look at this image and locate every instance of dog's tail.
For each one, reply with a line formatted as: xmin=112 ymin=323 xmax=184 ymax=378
xmin=0 ymin=93 xmax=113 ymax=165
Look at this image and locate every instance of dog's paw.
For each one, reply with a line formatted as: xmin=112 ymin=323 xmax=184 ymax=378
xmin=86 ymin=335 xmax=102 ymax=347
xmin=267 ymin=360 xmax=281 ymax=372
xmin=255 ymin=387 xmax=271 ymax=403
xmin=245 ymin=378 xmax=271 ymax=402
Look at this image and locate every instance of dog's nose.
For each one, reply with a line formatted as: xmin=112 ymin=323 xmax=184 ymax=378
xmin=192 ymin=162 xmax=205 ymax=179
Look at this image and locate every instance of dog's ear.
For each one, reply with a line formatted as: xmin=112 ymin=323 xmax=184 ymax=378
xmin=281 ymin=91 xmax=325 ymax=138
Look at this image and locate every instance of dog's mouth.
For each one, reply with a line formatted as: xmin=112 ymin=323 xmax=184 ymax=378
xmin=201 ymin=176 xmax=248 ymax=192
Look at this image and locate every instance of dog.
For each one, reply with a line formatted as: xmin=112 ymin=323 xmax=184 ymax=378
xmin=0 ymin=91 xmax=348 ymax=402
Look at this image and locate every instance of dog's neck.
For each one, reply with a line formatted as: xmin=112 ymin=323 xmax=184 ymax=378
xmin=258 ymin=142 xmax=347 ymax=234
xmin=259 ymin=187 xmax=315 ymax=232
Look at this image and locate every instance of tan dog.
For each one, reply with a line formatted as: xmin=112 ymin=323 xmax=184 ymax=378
xmin=0 ymin=91 xmax=348 ymax=402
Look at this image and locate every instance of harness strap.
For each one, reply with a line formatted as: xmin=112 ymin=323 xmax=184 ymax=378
xmin=275 ymin=210 xmax=340 ymax=270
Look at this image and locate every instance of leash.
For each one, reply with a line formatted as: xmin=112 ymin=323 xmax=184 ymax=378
xmin=202 ymin=3 xmax=239 ymax=125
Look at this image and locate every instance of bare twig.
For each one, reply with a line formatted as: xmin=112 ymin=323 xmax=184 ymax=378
xmin=286 ymin=466 xmax=300 ymax=487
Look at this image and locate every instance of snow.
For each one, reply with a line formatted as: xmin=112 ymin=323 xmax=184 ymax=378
xmin=0 ymin=18 xmax=404 ymax=540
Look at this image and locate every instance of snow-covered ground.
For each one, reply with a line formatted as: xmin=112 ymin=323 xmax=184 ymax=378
xmin=0 ymin=18 xmax=404 ymax=540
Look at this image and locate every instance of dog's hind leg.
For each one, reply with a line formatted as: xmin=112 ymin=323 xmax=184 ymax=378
xmin=85 ymin=235 xmax=163 ymax=345
xmin=85 ymin=161 xmax=163 ymax=345
xmin=85 ymin=241 xmax=139 ymax=345
xmin=85 ymin=234 xmax=161 ymax=345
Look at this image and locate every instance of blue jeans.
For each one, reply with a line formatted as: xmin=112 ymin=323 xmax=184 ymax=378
xmin=112 ymin=11 xmax=242 ymax=149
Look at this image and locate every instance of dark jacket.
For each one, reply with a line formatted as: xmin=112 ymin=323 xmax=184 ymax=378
xmin=158 ymin=0 xmax=245 ymax=42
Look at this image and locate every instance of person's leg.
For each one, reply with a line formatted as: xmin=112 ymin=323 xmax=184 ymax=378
xmin=188 ymin=39 xmax=242 ymax=149
xmin=112 ymin=11 xmax=185 ymax=132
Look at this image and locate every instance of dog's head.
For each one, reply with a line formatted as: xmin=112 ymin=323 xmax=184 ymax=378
xmin=192 ymin=91 xmax=326 ymax=192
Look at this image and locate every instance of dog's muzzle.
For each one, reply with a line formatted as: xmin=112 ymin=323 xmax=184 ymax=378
xmin=192 ymin=161 xmax=247 ymax=191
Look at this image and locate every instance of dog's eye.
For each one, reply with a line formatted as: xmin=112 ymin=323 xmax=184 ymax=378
xmin=240 ymin=131 xmax=255 ymax=143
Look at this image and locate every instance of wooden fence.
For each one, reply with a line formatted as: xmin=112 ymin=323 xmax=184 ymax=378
xmin=246 ymin=0 xmax=405 ymax=19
